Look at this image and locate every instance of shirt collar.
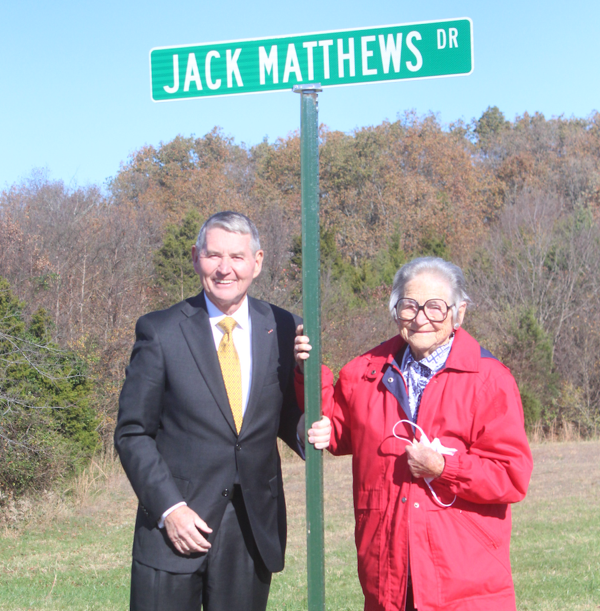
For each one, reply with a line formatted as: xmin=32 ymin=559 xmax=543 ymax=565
xmin=401 ymin=335 xmax=454 ymax=374
xmin=205 ymin=295 xmax=250 ymax=330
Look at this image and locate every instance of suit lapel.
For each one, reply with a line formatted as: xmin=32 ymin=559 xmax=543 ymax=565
xmin=179 ymin=293 xmax=237 ymax=435
xmin=242 ymin=297 xmax=276 ymax=436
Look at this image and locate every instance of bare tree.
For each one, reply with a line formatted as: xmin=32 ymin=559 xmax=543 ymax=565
xmin=468 ymin=189 xmax=600 ymax=432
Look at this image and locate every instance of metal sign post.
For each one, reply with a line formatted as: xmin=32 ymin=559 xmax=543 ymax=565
xmin=294 ymin=83 xmax=325 ymax=611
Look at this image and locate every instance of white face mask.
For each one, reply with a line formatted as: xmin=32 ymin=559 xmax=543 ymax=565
xmin=393 ymin=420 xmax=457 ymax=508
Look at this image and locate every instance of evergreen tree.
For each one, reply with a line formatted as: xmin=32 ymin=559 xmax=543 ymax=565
xmin=0 ymin=278 xmax=97 ymax=499
xmin=153 ymin=211 xmax=202 ymax=306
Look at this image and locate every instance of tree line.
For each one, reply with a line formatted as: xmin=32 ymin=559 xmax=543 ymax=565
xmin=1 ymin=107 xmax=599 ymax=499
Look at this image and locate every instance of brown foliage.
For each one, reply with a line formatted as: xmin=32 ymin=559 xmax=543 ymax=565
xmin=4 ymin=110 xmax=600 ymax=442
xmin=110 ymin=129 xmax=255 ymax=226
xmin=317 ymin=113 xmax=501 ymax=262
xmin=479 ymin=111 xmax=600 ymax=212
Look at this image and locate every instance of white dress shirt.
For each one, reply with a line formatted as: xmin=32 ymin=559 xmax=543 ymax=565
xmin=159 ymin=294 xmax=253 ymax=527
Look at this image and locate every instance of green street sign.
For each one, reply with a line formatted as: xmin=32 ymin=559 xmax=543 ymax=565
xmin=150 ymin=18 xmax=473 ymax=101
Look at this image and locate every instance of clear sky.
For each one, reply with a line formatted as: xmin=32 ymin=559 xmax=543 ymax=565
xmin=1 ymin=0 xmax=599 ymax=190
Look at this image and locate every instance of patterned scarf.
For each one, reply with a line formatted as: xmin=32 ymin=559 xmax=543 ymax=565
xmin=401 ymin=337 xmax=454 ymax=422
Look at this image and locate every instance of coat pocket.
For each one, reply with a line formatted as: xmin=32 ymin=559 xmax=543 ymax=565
xmin=426 ymin=506 xmax=512 ymax=605
xmin=355 ymin=488 xmax=384 ymax=510
xmin=458 ymin=508 xmax=500 ymax=549
xmin=269 ymin=475 xmax=279 ymax=498
xmin=354 ymin=490 xmax=384 ymax=606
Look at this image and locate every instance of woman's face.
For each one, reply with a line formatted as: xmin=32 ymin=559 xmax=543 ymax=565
xmin=396 ymin=272 xmax=466 ymax=361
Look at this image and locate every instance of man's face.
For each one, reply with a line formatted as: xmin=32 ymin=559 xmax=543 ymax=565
xmin=192 ymin=227 xmax=263 ymax=315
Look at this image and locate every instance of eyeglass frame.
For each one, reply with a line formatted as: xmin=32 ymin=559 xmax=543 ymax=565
xmin=394 ymin=297 xmax=455 ymax=323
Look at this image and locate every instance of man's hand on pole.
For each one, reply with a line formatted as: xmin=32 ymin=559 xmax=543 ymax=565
xmin=294 ymin=324 xmax=311 ymax=374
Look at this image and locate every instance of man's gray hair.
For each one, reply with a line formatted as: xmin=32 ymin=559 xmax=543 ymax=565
xmin=196 ymin=211 xmax=261 ymax=255
xmin=389 ymin=257 xmax=471 ymax=323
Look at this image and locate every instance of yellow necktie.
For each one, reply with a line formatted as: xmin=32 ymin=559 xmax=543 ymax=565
xmin=217 ymin=317 xmax=243 ymax=433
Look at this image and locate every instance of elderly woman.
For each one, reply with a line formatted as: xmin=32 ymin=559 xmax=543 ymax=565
xmin=296 ymin=257 xmax=533 ymax=611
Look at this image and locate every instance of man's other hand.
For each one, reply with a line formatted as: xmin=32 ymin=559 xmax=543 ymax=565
xmin=164 ymin=505 xmax=213 ymax=556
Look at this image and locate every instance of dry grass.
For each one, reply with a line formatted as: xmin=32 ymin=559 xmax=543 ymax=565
xmin=0 ymin=449 xmax=129 ymax=535
xmin=529 ymin=420 xmax=600 ymax=444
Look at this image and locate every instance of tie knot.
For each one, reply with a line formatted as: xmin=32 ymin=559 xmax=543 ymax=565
xmin=218 ymin=317 xmax=237 ymax=335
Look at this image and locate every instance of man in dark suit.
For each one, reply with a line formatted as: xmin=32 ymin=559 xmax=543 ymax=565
xmin=115 ymin=211 xmax=330 ymax=611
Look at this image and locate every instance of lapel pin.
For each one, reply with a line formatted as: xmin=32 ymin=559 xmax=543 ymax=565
xmin=267 ymin=329 xmax=274 ymax=334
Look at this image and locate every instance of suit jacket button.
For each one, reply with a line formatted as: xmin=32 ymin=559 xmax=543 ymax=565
xmin=401 ymin=497 xmax=407 ymax=503
xmin=222 ymin=489 xmax=230 ymax=497
xmin=235 ymin=444 xmax=241 ymax=451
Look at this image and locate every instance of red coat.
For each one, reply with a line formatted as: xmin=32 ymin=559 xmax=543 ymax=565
xmin=296 ymin=329 xmax=533 ymax=611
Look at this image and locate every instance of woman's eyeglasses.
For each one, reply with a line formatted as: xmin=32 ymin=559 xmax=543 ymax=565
xmin=395 ymin=298 xmax=453 ymax=323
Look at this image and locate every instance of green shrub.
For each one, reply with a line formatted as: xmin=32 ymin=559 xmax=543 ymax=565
xmin=0 ymin=279 xmax=98 ymax=500
xmin=519 ymin=385 xmax=543 ymax=432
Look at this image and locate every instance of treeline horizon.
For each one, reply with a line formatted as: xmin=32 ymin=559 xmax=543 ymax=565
xmin=1 ymin=106 xmax=600 ymax=500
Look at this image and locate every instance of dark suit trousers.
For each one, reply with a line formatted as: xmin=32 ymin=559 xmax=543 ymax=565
xmin=130 ymin=487 xmax=271 ymax=611
xmin=405 ymin=575 xmax=416 ymax=611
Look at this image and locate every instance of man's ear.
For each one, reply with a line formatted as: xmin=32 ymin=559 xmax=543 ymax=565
xmin=252 ymin=250 xmax=264 ymax=279
xmin=191 ymin=245 xmax=202 ymax=275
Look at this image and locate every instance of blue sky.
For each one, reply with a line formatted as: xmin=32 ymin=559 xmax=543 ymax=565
xmin=1 ymin=1 xmax=599 ymax=190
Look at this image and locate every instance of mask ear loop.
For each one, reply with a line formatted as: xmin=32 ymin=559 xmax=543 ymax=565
xmin=393 ymin=419 xmax=429 ymax=444
xmin=393 ymin=420 xmax=457 ymax=508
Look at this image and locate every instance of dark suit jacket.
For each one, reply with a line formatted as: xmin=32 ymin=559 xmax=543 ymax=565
xmin=114 ymin=292 xmax=302 ymax=574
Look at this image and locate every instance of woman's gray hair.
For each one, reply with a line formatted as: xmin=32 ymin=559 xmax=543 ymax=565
xmin=389 ymin=257 xmax=471 ymax=324
xmin=196 ymin=211 xmax=261 ymax=255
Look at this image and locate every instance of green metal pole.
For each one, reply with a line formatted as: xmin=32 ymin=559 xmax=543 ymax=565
xmin=294 ymin=83 xmax=324 ymax=611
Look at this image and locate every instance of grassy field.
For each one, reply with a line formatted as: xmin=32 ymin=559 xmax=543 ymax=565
xmin=1 ymin=441 xmax=598 ymax=610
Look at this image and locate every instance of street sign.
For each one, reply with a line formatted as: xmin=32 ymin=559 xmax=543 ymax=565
xmin=150 ymin=18 xmax=473 ymax=102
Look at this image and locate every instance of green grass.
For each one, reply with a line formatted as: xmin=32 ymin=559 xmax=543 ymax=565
xmin=511 ymin=440 xmax=600 ymax=610
xmin=0 ymin=517 xmax=131 ymax=610
xmin=1 ymin=442 xmax=599 ymax=610
xmin=512 ymin=499 xmax=600 ymax=610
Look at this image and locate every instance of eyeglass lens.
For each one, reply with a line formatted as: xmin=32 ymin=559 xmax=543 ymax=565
xmin=396 ymin=298 xmax=449 ymax=322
